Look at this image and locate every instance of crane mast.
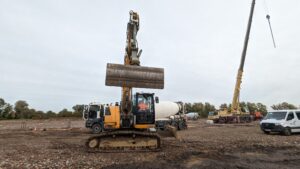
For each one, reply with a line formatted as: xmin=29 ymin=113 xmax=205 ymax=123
xmin=231 ymin=0 xmax=255 ymax=114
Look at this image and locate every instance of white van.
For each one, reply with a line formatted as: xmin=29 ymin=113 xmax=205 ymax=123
xmin=260 ymin=110 xmax=300 ymax=135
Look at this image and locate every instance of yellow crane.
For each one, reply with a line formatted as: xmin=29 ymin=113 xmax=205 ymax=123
xmin=208 ymin=0 xmax=256 ymax=123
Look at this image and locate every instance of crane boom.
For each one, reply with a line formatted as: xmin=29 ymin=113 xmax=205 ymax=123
xmin=231 ymin=0 xmax=256 ymax=113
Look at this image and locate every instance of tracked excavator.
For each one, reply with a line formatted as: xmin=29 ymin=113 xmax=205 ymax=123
xmin=85 ymin=11 xmax=164 ymax=152
xmin=208 ymin=0 xmax=256 ymax=123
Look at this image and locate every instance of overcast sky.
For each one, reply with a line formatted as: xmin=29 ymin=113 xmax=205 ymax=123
xmin=1 ymin=0 xmax=299 ymax=112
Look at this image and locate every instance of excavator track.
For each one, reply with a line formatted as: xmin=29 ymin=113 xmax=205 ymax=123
xmin=85 ymin=130 xmax=161 ymax=153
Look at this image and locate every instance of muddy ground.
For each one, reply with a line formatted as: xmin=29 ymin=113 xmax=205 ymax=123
xmin=0 ymin=119 xmax=299 ymax=169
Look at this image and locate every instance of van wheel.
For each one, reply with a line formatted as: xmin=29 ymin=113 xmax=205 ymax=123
xmin=92 ymin=123 xmax=102 ymax=134
xmin=283 ymin=127 xmax=291 ymax=136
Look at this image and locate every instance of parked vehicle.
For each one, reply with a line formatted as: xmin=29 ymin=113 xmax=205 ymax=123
xmin=155 ymin=101 xmax=187 ymax=131
xmin=260 ymin=110 xmax=300 ymax=135
xmin=186 ymin=112 xmax=199 ymax=120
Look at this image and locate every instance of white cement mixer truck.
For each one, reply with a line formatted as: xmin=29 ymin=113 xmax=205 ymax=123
xmin=155 ymin=101 xmax=187 ymax=131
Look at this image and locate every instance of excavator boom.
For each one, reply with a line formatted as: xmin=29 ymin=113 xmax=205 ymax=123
xmin=105 ymin=11 xmax=164 ymax=90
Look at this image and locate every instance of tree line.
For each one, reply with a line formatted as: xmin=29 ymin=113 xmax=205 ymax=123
xmin=0 ymin=97 xmax=299 ymax=120
xmin=185 ymin=102 xmax=300 ymax=118
xmin=0 ymin=98 xmax=84 ymax=120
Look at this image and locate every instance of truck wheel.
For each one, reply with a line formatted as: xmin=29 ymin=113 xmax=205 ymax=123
xmin=263 ymin=130 xmax=270 ymax=134
xmin=92 ymin=123 xmax=102 ymax=134
xmin=283 ymin=128 xmax=291 ymax=136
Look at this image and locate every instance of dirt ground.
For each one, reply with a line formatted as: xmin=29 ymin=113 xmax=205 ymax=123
xmin=0 ymin=119 xmax=299 ymax=169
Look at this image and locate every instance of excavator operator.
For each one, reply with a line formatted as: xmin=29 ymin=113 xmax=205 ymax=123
xmin=138 ymin=101 xmax=149 ymax=112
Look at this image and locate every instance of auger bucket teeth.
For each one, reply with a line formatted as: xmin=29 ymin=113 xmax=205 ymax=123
xmin=105 ymin=63 xmax=164 ymax=89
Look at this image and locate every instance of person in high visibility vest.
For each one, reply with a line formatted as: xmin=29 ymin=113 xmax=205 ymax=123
xmin=138 ymin=101 xmax=148 ymax=111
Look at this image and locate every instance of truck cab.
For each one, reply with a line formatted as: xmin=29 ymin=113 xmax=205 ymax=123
xmin=83 ymin=103 xmax=121 ymax=133
xmin=260 ymin=110 xmax=300 ymax=135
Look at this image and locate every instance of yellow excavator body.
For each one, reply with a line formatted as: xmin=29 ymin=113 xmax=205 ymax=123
xmin=103 ymin=105 xmax=155 ymax=130
xmin=85 ymin=11 xmax=164 ymax=152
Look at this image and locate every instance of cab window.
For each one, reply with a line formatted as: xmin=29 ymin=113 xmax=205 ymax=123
xmin=286 ymin=112 xmax=294 ymax=121
xmin=88 ymin=105 xmax=99 ymax=119
xmin=137 ymin=94 xmax=153 ymax=112
xmin=296 ymin=111 xmax=300 ymax=120
xmin=105 ymin=105 xmax=111 ymax=115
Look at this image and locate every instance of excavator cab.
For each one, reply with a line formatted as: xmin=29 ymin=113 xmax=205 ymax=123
xmin=133 ymin=93 xmax=156 ymax=125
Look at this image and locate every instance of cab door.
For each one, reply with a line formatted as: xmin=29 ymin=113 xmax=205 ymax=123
xmin=286 ymin=111 xmax=297 ymax=133
xmin=133 ymin=93 xmax=155 ymax=125
xmin=294 ymin=111 xmax=300 ymax=133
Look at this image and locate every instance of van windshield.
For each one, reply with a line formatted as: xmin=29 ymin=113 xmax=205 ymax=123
xmin=264 ymin=111 xmax=287 ymax=120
